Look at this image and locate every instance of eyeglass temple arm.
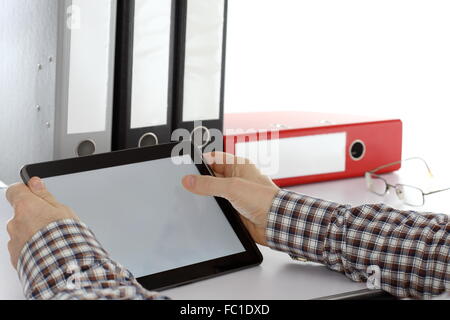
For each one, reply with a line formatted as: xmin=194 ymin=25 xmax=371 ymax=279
xmin=368 ymin=157 xmax=433 ymax=176
xmin=423 ymin=187 xmax=450 ymax=196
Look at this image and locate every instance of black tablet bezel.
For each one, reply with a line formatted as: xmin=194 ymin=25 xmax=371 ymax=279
xmin=20 ymin=142 xmax=263 ymax=291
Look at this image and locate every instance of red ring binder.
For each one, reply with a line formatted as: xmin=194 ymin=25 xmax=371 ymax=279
xmin=224 ymin=111 xmax=403 ymax=187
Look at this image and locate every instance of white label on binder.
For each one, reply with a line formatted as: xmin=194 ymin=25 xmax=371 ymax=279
xmin=130 ymin=0 xmax=171 ymax=129
xmin=183 ymin=0 xmax=225 ymax=122
xmin=235 ymin=132 xmax=347 ymax=179
xmin=67 ymin=0 xmax=113 ymax=134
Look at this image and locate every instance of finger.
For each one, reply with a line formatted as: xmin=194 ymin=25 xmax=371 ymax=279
xmin=204 ymin=153 xmax=232 ymax=177
xmin=5 ymin=184 xmax=34 ymax=207
xmin=182 ymin=175 xmax=241 ymax=199
xmin=27 ymin=177 xmax=59 ymax=207
xmin=6 ymin=219 xmax=14 ymax=236
xmin=205 ymin=153 xmax=273 ymax=186
xmin=203 ymin=152 xmax=251 ymax=178
xmin=205 ymin=151 xmax=251 ymax=167
xmin=202 ymin=152 xmax=230 ymax=174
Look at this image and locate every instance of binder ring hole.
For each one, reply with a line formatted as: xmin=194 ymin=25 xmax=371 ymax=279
xmin=350 ymin=140 xmax=366 ymax=161
xmin=139 ymin=133 xmax=159 ymax=148
xmin=191 ymin=126 xmax=211 ymax=148
xmin=77 ymin=140 xmax=96 ymax=157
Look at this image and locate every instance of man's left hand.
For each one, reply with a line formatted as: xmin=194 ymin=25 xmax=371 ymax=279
xmin=5 ymin=177 xmax=78 ymax=269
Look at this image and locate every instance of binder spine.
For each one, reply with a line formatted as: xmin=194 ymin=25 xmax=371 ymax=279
xmin=224 ymin=114 xmax=403 ymax=187
xmin=171 ymin=0 xmax=188 ymax=131
xmin=172 ymin=0 xmax=228 ymax=150
xmin=112 ymin=0 xmax=175 ymax=151
xmin=112 ymin=0 xmax=134 ymax=151
xmin=55 ymin=0 xmax=116 ymax=159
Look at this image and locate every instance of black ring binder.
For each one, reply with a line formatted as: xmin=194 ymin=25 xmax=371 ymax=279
xmin=113 ymin=0 xmax=176 ymax=151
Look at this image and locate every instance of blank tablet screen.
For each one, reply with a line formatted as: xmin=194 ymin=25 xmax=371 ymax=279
xmin=43 ymin=155 xmax=245 ymax=278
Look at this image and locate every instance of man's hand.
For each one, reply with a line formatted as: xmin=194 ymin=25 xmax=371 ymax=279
xmin=5 ymin=177 xmax=78 ymax=269
xmin=182 ymin=152 xmax=280 ymax=246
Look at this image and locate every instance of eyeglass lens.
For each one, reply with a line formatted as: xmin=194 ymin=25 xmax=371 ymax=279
xmin=365 ymin=173 xmax=387 ymax=196
xmin=395 ymin=185 xmax=424 ymax=206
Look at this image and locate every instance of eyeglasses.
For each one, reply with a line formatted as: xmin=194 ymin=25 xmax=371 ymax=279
xmin=365 ymin=157 xmax=450 ymax=207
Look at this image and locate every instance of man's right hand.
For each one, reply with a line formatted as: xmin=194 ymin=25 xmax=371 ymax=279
xmin=182 ymin=152 xmax=280 ymax=246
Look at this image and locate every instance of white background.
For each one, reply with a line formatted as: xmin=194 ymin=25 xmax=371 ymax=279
xmin=225 ymin=0 xmax=450 ymax=172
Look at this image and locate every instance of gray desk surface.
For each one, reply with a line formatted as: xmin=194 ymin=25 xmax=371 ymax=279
xmin=1 ymin=170 xmax=449 ymax=300
xmin=162 ymin=245 xmax=367 ymax=300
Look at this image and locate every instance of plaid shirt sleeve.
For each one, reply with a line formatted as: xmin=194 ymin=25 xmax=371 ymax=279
xmin=266 ymin=190 xmax=450 ymax=299
xmin=17 ymin=219 xmax=169 ymax=300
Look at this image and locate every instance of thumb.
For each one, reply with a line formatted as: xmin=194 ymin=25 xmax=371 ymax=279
xmin=182 ymin=175 xmax=238 ymax=200
xmin=28 ymin=177 xmax=60 ymax=207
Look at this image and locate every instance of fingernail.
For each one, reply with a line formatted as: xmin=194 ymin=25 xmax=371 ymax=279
xmin=30 ymin=178 xmax=45 ymax=191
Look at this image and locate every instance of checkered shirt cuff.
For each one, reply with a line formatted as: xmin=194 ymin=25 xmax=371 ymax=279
xmin=17 ymin=219 xmax=167 ymax=300
xmin=266 ymin=190 xmax=341 ymax=263
xmin=266 ymin=190 xmax=450 ymax=299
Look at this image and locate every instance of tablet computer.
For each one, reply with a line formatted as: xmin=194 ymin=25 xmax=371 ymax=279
xmin=20 ymin=142 xmax=263 ymax=291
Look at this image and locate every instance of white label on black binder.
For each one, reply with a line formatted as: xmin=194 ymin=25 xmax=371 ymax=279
xmin=235 ymin=132 xmax=347 ymax=179
xmin=183 ymin=0 xmax=225 ymax=122
xmin=67 ymin=0 xmax=113 ymax=134
xmin=130 ymin=0 xmax=171 ymax=129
